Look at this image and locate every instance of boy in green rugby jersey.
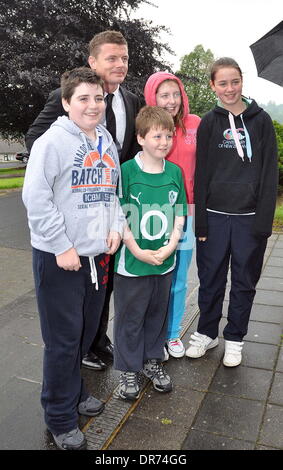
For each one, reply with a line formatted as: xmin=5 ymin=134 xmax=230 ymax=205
xmin=113 ymin=106 xmax=187 ymax=400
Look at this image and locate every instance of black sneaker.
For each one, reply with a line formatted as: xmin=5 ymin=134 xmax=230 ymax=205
xmin=143 ymin=359 xmax=172 ymax=393
xmin=118 ymin=372 xmax=140 ymax=401
xmin=51 ymin=427 xmax=87 ymax=450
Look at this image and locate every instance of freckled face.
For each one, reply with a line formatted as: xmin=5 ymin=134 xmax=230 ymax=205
xmin=137 ymin=127 xmax=173 ymax=161
xmin=156 ymin=81 xmax=182 ymax=117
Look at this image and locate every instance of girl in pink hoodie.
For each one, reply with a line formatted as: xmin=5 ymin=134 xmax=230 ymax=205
xmin=144 ymin=72 xmax=201 ymax=358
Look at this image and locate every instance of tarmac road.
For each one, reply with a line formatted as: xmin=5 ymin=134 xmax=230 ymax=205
xmin=0 ymin=161 xmax=26 ymax=169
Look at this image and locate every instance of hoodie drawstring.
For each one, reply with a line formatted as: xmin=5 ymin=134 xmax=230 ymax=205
xmin=89 ymin=256 xmax=99 ymax=290
xmin=228 ymin=112 xmax=244 ymax=161
xmin=240 ymin=114 xmax=252 ymax=161
xmin=228 ymin=112 xmax=252 ymax=162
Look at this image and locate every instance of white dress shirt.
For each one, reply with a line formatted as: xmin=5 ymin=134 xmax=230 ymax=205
xmin=103 ymin=86 xmax=126 ymax=152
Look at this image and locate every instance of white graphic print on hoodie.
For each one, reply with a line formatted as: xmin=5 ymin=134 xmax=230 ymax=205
xmin=23 ymin=116 xmax=125 ymax=257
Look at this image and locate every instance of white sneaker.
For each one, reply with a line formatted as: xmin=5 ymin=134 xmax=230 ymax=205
xmin=223 ymin=340 xmax=244 ymax=367
xmin=185 ymin=332 xmax=219 ymax=358
xmin=167 ymin=338 xmax=185 ymax=358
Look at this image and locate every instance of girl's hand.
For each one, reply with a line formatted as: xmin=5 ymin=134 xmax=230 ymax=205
xmin=56 ymin=247 xmax=82 ymax=271
xmin=198 ymin=237 xmax=207 ymax=242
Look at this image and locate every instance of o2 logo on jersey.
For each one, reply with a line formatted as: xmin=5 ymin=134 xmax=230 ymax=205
xmin=140 ymin=210 xmax=168 ymax=241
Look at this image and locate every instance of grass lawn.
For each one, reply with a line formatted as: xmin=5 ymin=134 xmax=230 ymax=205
xmin=275 ymin=204 xmax=283 ymax=219
xmin=274 ymin=204 xmax=283 ymax=223
xmin=273 ymin=195 xmax=283 ymax=231
xmin=0 ymin=166 xmax=25 ymax=190
xmin=0 ymin=177 xmax=24 ymax=190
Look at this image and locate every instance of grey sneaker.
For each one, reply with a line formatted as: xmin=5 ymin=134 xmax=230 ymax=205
xmin=51 ymin=427 xmax=87 ymax=450
xmin=143 ymin=359 xmax=172 ymax=393
xmin=119 ymin=372 xmax=140 ymax=401
xmin=78 ymin=395 xmax=105 ymax=416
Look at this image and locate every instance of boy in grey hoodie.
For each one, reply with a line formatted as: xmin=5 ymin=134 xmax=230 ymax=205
xmin=22 ymin=68 xmax=125 ymax=450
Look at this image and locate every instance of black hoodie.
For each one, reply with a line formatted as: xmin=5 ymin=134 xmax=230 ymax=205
xmin=194 ymin=99 xmax=278 ymax=238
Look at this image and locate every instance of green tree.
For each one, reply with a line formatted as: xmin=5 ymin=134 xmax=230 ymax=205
xmin=273 ymin=120 xmax=283 ymax=192
xmin=0 ymin=0 xmax=172 ymax=140
xmin=261 ymin=101 xmax=283 ymax=124
xmin=176 ymin=44 xmax=216 ymax=117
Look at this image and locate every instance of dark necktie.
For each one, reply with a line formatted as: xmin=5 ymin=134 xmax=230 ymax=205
xmin=105 ymin=93 xmax=116 ymax=142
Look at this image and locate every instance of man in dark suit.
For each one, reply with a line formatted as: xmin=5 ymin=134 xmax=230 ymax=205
xmin=25 ymin=30 xmax=141 ymax=370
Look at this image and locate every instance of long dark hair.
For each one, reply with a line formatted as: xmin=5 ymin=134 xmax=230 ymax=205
xmin=210 ymin=57 xmax=243 ymax=83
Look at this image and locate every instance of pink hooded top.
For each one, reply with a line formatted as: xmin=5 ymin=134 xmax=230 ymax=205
xmin=144 ymin=72 xmax=201 ymax=204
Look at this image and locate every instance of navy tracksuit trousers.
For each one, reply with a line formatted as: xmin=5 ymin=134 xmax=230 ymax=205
xmin=32 ymin=248 xmax=109 ymax=435
xmin=196 ymin=212 xmax=267 ymax=342
xmin=113 ymin=272 xmax=173 ymax=372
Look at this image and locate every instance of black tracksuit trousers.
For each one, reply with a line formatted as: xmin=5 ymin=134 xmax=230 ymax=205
xmin=89 ymin=255 xmax=114 ymax=354
xmin=32 ymin=248 xmax=109 ymax=434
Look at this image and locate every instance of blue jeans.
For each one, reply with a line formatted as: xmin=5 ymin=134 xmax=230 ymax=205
xmin=167 ymin=216 xmax=195 ymax=340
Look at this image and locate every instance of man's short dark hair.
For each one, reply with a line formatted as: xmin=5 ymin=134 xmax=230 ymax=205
xmin=89 ymin=30 xmax=127 ymax=57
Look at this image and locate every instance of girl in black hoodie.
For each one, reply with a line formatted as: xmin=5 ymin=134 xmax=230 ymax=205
xmin=186 ymin=58 xmax=278 ymax=367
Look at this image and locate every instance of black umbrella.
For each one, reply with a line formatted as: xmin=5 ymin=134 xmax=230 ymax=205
xmin=250 ymin=20 xmax=283 ymax=87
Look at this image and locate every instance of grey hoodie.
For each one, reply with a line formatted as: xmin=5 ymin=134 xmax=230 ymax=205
xmin=22 ymin=116 xmax=125 ymax=257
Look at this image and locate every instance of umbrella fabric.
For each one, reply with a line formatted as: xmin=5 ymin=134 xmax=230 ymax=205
xmin=250 ymin=20 xmax=283 ymax=87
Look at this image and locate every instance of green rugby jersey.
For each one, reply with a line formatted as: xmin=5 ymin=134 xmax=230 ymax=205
xmin=115 ymin=154 xmax=187 ymax=276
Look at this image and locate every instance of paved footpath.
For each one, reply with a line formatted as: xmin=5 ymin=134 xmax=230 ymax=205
xmin=0 ymin=189 xmax=282 ymax=453
xmin=105 ymin=233 xmax=283 ymax=452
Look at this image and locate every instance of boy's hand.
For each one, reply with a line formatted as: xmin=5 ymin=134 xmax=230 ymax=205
xmin=153 ymin=245 xmax=173 ymax=263
xmin=198 ymin=237 xmax=207 ymax=242
xmin=106 ymin=231 xmax=121 ymax=255
xmin=56 ymin=247 xmax=82 ymax=271
xmin=136 ymin=249 xmax=163 ymax=266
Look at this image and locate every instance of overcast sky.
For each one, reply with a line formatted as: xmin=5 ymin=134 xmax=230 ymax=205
xmin=134 ymin=0 xmax=283 ymax=105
